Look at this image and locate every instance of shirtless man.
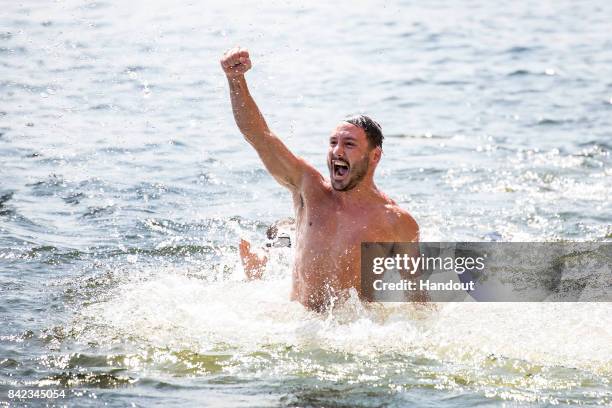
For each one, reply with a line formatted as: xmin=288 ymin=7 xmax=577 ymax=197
xmin=221 ymin=47 xmax=420 ymax=311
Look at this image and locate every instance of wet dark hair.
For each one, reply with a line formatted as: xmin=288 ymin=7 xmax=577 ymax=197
xmin=344 ymin=114 xmax=383 ymax=149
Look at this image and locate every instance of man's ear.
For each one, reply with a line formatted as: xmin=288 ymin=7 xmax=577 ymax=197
xmin=371 ymin=147 xmax=382 ymax=163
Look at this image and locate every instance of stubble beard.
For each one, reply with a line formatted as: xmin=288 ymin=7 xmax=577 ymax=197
xmin=330 ymin=154 xmax=370 ymax=192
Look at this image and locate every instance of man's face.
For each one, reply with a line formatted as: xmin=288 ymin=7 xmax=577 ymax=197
xmin=327 ymin=122 xmax=374 ymax=191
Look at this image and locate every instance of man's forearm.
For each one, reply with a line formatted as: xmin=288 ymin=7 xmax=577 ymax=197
xmin=227 ymin=75 xmax=269 ymax=142
xmin=221 ymin=47 xmax=308 ymax=190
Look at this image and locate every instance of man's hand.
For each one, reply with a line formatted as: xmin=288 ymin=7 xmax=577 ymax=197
xmin=239 ymin=238 xmax=267 ymax=280
xmin=220 ymin=46 xmax=252 ymax=78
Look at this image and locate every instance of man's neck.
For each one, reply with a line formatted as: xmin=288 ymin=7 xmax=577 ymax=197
xmin=333 ymin=179 xmax=381 ymax=205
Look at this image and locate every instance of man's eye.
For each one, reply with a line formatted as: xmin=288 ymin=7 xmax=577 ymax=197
xmin=330 ymin=141 xmax=337 ymax=146
xmin=346 ymin=143 xmax=354 ymax=147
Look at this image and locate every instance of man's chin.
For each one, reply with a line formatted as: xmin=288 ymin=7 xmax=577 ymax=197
xmin=331 ymin=178 xmax=352 ymax=191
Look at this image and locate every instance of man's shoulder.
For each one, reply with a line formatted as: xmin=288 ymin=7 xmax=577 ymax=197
xmin=385 ymin=204 xmax=418 ymax=227
xmin=301 ymin=166 xmax=330 ymax=193
xmin=382 ymin=203 xmax=419 ymax=241
xmin=291 ymin=167 xmax=330 ymax=208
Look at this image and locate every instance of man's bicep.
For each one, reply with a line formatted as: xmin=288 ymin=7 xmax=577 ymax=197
xmin=250 ymin=131 xmax=314 ymax=190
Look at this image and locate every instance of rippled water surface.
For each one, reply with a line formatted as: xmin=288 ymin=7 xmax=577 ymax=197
xmin=1 ymin=1 xmax=611 ymax=406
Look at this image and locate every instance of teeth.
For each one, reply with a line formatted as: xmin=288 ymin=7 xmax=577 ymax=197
xmin=333 ymin=160 xmax=348 ymax=168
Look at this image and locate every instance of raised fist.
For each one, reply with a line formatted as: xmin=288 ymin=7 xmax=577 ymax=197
xmin=220 ymin=46 xmax=252 ymax=78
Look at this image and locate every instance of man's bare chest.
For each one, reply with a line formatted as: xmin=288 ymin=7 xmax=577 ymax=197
xmin=296 ymin=202 xmax=392 ymax=245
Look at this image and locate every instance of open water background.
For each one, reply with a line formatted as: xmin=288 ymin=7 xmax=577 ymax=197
xmin=1 ymin=1 xmax=611 ymax=406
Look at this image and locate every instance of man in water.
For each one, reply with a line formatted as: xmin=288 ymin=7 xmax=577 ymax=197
xmin=221 ymin=47 xmax=421 ymax=311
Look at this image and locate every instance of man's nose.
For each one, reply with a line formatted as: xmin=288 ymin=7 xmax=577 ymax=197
xmin=332 ymin=144 xmax=344 ymax=157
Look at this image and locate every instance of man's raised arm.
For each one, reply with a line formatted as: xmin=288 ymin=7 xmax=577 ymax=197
xmin=220 ymin=47 xmax=312 ymax=190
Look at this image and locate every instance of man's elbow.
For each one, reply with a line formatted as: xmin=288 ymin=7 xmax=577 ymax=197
xmin=241 ymin=129 xmax=265 ymax=145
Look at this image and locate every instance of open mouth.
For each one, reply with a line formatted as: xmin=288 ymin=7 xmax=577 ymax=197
xmin=332 ymin=159 xmax=350 ymax=179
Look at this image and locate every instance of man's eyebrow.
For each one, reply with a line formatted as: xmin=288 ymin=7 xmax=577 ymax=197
xmin=329 ymin=135 xmax=358 ymax=142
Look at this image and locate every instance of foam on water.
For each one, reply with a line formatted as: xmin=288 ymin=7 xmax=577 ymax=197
xmin=78 ymin=259 xmax=612 ymax=381
xmin=68 ymin=259 xmax=612 ymax=404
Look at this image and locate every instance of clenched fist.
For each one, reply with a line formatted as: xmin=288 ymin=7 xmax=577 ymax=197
xmin=220 ymin=46 xmax=252 ymax=78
